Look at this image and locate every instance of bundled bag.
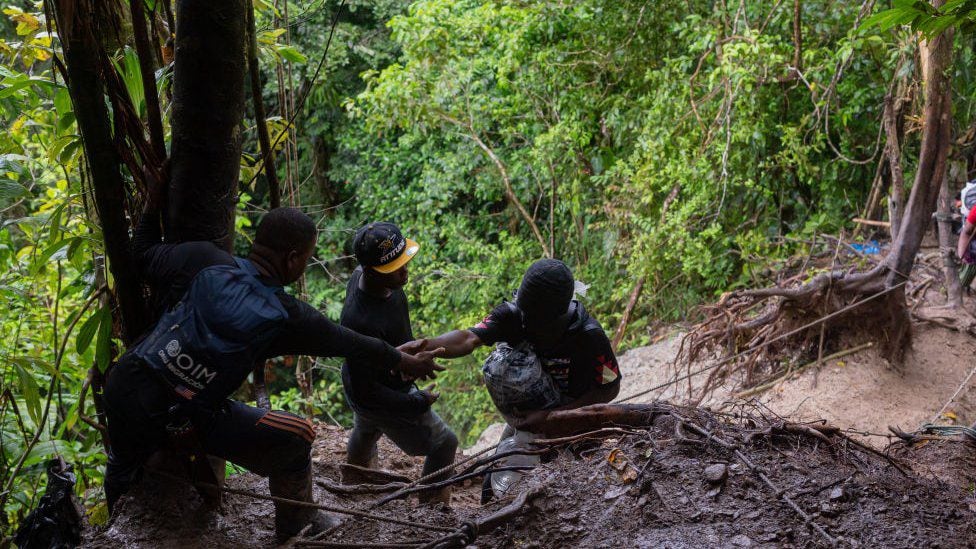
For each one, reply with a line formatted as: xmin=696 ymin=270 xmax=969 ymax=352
xmin=482 ymin=343 xmax=561 ymax=421
xmin=13 ymin=459 xmax=82 ymax=548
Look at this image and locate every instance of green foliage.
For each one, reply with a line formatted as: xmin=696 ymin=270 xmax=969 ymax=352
xmin=863 ymin=0 xmax=976 ymax=36
xmin=6 ymin=0 xmax=976 ymax=537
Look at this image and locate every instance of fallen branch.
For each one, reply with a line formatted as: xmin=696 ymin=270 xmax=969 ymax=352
xmin=852 ymin=217 xmax=891 ymax=228
xmin=340 ymin=464 xmax=412 ymax=486
xmin=371 ymin=466 xmax=533 ymax=507
xmin=317 ymin=478 xmax=404 ymax=496
xmin=418 ymin=486 xmax=548 ymax=549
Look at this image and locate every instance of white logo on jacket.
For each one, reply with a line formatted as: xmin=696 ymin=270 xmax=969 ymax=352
xmin=156 ymin=338 xmax=217 ymax=389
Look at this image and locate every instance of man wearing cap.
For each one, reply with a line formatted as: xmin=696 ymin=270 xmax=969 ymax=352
xmin=420 ymin=258 xmax=622 ymax=432
xmin=340 ymin=222 xmax=459 ymax=504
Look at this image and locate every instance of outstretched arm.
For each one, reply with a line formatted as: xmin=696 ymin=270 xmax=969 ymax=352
xmin=421 ymin=329 xmax=485 ymax=358
xmin=514 ymin=380 xmax=620 ymax=432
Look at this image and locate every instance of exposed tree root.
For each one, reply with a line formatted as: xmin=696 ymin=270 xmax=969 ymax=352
xmin=675 ymin=256 xmax=926 ymax=402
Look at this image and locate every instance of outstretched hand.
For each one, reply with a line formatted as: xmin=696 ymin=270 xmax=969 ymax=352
xmin=396 ymin=345 xmax=446 ymax=380
xmin=397 ymin=338 xmax=429 ymax=355
xmin=419 ymin=383 xmax=440 ymax=405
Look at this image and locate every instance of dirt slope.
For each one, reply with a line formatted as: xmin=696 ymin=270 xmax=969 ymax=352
xmin=618 ymin=320 xmax=976 ymax=443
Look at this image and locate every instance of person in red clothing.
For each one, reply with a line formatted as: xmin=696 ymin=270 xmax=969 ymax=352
xmin=957 ymin=204 xmax=976 ymax=267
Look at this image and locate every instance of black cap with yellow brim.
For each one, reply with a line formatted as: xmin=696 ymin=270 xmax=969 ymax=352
xmin=353 ymin=222 xmax=420 ymax=273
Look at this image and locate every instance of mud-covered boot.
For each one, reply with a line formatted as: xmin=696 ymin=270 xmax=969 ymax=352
xmin=269 ymin=466 xmax=341 ymax=542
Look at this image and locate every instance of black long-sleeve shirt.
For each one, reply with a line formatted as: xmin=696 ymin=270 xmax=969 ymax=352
xmin=340 ymin=267 xmax=428 ymax=417
xmin=131 ymin=212 xmax=401 ymax=371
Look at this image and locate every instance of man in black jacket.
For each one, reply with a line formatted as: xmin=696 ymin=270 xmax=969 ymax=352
xmin=421 ymin=258 xmax=621 ymax=430
xmin=103 ymin=207 xmax=443 ymax=541
xmin=340 ymin=223 xmax=458 ymax=504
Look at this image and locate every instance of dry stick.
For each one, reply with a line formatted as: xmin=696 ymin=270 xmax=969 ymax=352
xmin=734 ymin=343 xmax=874 ymax=399
xmin=374 ymin=466 xmax=533 ymax=505
xmin=367 ymin=442 xmax=500 ymax=509
xmin=669 ymin=412 xmax=837 ymax=547
xmin=852 ymin=217 xmax=891 ymax=228
xmin=930 ymin=360 xmax=976 ymax=424
xmin=418 ymin=486 xmax=548 ymax=549
xmin=619 ymin=281 xmax=908 ymax=403
xmin=612 ymin=276 xmax=645 ymax=350
xmin=531 ymin=427 xmax=645 ymax=446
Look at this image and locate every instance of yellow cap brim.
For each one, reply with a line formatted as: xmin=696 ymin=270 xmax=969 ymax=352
xmin=372 ymin=238 xmax=420 ymax=273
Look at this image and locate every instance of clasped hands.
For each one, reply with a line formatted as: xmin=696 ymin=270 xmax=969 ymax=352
xmin=394 ymin=338 xmax=445 ymax=383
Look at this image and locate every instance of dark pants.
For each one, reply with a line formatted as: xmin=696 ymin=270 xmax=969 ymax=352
xmin=346 ymin=402 xmax=458 ymax=482
xmin=103 ymin=355 xmax=314 ymax=509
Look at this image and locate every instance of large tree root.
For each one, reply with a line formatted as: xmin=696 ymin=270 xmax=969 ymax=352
xmin=675 ymin=261 xmax=918 ymax=402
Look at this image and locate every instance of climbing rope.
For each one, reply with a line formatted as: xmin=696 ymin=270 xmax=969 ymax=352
xmin=930 ymin=360 xmax=976 ymax=425
xmin=618 ymin=280 xmax=909 ymax=404
xmin=917 ymin=423 xmax=976 ymax=441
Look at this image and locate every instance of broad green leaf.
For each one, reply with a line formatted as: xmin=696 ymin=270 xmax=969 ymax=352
xmin=76 ymin=305 xmax=104 ymax=355
xmin=276 ymin=45 xmax=308 ymax=64
xmin=30 ymin=236 xmax=80 ymax=276
xmin=53 ymin=86 xmax=72 ymax=116
xmin=15 ymin=363 xmax=42 ymax=425
xmin=95 ymin=305 xmax=114 ymax=373
xmin=0 ymin=179 xmax=28 ymax=200
xmin=48 ymin=135 xmax=76 ymax=163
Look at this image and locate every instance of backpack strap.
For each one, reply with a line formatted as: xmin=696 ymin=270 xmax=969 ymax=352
xmin=233 ymin=256 xmax=259 ymax=276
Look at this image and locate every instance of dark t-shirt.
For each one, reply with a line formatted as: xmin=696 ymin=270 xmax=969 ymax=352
xmin=130 ymin=214 xmax=400 ymax=371
xmin=340 ymin=267 xmax=427 ymax=416
xmin=470 ymin=301 xmax=621 ymax=400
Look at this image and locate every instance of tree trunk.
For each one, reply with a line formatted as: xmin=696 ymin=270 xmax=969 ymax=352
xmin=883 ymin=95 xmax=906 ymax=241
xmin=246 ymin=0 xmax=281 ymax=209
xmin=939 ymin=160 xmax=965 ymax=308
xmin=884 ymin=13 xmax=953 ymax=287
xmin=167 ymin=0 xmax=247 ymax=250
xmin=53 ymin=0 xmax=150 ymax=342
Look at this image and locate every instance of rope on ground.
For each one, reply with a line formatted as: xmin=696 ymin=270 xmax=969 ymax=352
xmin=918 ymin=423 xmax=976 ymax=441
xmin=150 ymin=470 xmax=455 ymax=534
xmin=618 ymin=281 xmax=908 ymax=404
xmin=930 ymin=360 xmax=976 ymax=424
xmin=367 ymin=442 xmax=501 ymax=509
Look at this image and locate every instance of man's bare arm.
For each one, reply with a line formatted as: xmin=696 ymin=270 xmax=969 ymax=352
xmin=421 ymin=330 xmax=484 ymax=358
xmin=958 ymin=221 xmax=975 ymax=260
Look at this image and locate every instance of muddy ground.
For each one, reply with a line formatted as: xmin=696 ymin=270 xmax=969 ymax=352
xmin=85 ymin=407 xmax=976 ymax=548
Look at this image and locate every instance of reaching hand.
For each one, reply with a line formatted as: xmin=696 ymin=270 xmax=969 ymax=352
xmin=419 ymin=383 xmax=440 ymax=405
xmin=397 ymin=338 xmax=429 ymax=355
xmin=396 ymin=346 xmax=446 ymax=380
